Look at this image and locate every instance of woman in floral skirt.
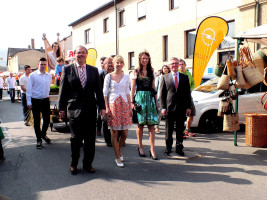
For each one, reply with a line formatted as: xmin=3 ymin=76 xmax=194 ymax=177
xmin=130 ymin=51 xmax=159 ymax=160
xmin=103 ymin=55 xmax=132 ymax=167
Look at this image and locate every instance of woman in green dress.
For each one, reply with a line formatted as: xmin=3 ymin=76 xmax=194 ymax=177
xmin=130 ymin=51 xmax=159 ymax=160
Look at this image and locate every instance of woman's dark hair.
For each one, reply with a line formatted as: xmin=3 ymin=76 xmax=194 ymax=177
xmin=52 ymin=42 xmax=61 ymax=58
xmin=161 ymin=65 xmax=170 ymax=74
xmin=137 ymin=51 xmax=154 ymax=80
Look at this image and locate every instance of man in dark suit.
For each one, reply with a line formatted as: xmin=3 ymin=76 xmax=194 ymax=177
xmin=160 ymin=57 xmax=191 ymax=156
xmin=97 ymin=57 xmax=114 ymax=146
xmin=59 ymin=45 xmax=105 ymax=174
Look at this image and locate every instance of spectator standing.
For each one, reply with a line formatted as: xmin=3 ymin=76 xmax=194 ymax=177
xmin=178 ymin=59 xmax=196 ymax=137
xmin=58 ymin=45 xmax=105 ymax=175
xmin=97 ymin=57 xmax=114 ymax=147
xmin=155 ymin=65 xmax=170 ymax=133
xmin=47 ymin=42 xmax=61 ymax=71
xmin=0 ymin=125 xmax=5 ymax=163
xmin=130 ymin=51 xmax=159 ymax=160
xmin=20 ymin=65 xmax=31 ymax=126
xmin=27 ymin=58 xmax=52 ymax=149
xmin=160 ymin=57 xmax=191 ymax=156
xmin=0 ymin=76 xmax=4 ymax=100
xmin=103 ymin=55 xmax=132 ymax=167
xmin=55 ymin=57 xmax=65 ymax=86
xmin=98 ymin=57 xmax=106 ymax=74
xmin=6 ymin=73 xmax=16 ymax=103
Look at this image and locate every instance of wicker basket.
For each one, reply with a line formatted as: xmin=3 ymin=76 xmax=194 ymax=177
xmin=245 ymin=113 xmax=267 ymax=147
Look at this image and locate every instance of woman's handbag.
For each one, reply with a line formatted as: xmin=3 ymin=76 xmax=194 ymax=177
xmin=132 ymin=109 xmax=138 ymax=124
xmin=229 ymin=83 xmax=238 ymax=100
xmin=223 ymin=103 xmax=240 ymax=132
xmin=241 ymin=47 xmax=264 ymax=86
xmin=217 ymin=65 xmax=230 ymax=90
xmin=226 ymin=59 xmax=236 ymax=79
xmin=0 ymin=126 xmax=5 ymax=140
xmin=218 ymin=97 xmax=231 ymax=117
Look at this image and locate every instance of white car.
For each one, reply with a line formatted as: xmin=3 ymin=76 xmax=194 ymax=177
xmin=191 ymin=77 xmax=267 ymax=133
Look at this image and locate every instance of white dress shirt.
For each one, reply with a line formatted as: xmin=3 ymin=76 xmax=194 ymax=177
xmin=171 ymin=71 xmax=180 ymax=85
xmin=20 ymin=74 xmax=29 ymax=94
xmin=103 ymin=74 xmax=130 ymax=103
xmin=26 ymin=70 xmax=52 ymax=105
xmin=6 ymin=76 xmax=16 ymax=89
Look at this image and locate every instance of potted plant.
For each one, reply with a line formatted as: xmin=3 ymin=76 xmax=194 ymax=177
xmin=215 ymin=63 xmax=225 ymax=77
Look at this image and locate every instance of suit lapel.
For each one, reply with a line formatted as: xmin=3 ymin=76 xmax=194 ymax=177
xmin=72 ymin=63 xmax=83 ymax=90
xmin=85 ymin=64 xmax=90 ymax=89
xmin=167 ymin=73 xmax=176 ymax=92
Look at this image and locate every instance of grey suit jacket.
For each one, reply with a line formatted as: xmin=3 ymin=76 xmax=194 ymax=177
xmin=159 ymin=72 xmax=191 ymax=114
xmin=58 ymin=63 xmax=105 ymax=119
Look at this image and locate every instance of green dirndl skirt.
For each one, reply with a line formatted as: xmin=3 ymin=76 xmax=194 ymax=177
xmin=134 ymin=91 xmax=158 ymax=125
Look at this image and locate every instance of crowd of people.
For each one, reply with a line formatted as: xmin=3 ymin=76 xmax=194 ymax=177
xmin=0 ymin=45 xmax=197 ymax=175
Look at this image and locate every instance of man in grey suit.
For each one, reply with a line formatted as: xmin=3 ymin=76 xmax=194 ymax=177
xmin=59 ymin=45 xmax=105 ymax=175
xmin=160 ymin=57 xmax=191 ymax=156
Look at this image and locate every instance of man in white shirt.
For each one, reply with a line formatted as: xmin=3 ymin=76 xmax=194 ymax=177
xmin=20 ymin=65 xmax=31 ymax=126
xmin=6 ymin=73 xmax=16 ymax=103
xmin=0 ymin=76 xmax=4 ymax=100
xmin=27 ymin=58 xmax=52 ymax=149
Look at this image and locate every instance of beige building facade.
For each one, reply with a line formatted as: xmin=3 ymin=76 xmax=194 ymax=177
xmin=69 ymin=0 xmax=267 ymax=74
xmin=7 ymin=48 xmax=45 ymax=73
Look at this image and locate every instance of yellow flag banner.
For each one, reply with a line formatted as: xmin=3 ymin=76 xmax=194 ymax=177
xmin=86 ymin=48 xmax=97 ymax=67
xmin=193 ymin=16 xmax=228 ymax=88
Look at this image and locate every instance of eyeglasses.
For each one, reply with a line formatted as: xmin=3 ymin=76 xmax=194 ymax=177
xmin=170 ymin=63 xmax=179 ymax=66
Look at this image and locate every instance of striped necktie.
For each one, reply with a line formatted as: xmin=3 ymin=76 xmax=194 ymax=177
xmin=79 ymin=66 xmax=86 ymax=88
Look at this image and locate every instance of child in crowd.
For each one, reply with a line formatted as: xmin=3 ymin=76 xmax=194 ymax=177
xmin=55 ymin=57 xmax=65 ymax=86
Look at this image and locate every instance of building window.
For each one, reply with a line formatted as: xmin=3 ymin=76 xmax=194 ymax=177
xmin=85 ymin=29 xmax=90 ymax=44
xmin=169 ymin=0 xmax=180 ymax=10
xmin=119 ymin=10 xmax=125 ymax=27
xmin=137 ymin=1 xmax=146 ymax=21
xmin=163 ymin=35 xmax=168 ymax=61
xmin=186 ymin=29 xmax=196 ymax=58
xmin=129 ymin=52 xmax=135 ymax=70
xmin=219 ymin=21 xmax=235 ymax=49
xmin=103 ymin=17 xmax=109 ymax=33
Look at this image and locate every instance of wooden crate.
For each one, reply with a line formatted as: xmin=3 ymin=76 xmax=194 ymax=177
xmin=245 ymin=113 xmax=267 ymax=147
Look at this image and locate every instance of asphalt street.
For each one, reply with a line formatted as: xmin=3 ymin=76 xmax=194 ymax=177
xmin=0 ymin=92 xmax=267 ymax=200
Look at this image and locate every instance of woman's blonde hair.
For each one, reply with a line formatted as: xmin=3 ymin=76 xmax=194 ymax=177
xmin=113 ymin=55 xmax=125 ymax=66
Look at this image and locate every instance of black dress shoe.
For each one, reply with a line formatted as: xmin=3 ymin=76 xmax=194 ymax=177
xmin=138 ymin=147 xmax=146 ymax=157
xmin=42 ymin=136 xmax=51 ymax=144
xmin=164 ymin=149 xmax=172 ymax=156
xmin=83 ymin=166 xmax=96 ymax=173
xmin=106 ymin=143 xmax=112 ymax=147
xmin=176 ymin=149 xmax=185 ymax=156
xmin=70 ymin=166 xmax=78 ymax=175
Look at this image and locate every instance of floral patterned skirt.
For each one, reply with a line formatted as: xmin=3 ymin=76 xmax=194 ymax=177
xmin=108 ymin=96 xmax=132 ymax=130
xmin=134 ymin=91 xmax=158 ymax=126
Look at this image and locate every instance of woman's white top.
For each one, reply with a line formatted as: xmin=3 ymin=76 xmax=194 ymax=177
xmin=103 ymin=73 xmax=131 ymax=103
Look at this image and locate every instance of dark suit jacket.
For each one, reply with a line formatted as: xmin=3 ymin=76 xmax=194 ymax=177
xmin=58 ymin=63 xmax=105 ymax=119
xmin=99 ymin=69 xmax=108 ymax=89
xmin=160 ymin=72 xmax=191 ymax=114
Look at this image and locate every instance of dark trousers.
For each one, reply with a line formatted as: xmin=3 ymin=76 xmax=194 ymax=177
xmin=165 ymin=112 xmax=186 ymax=151
xmin=9 ymin=88 xmax=15 ymax=102
xmin=69 ymin=109 xmax=97 ymax=168
xmin=0 ymin=88 xmax=3 ymax=99
xmin=97 ymin=110 xmax=111 ymax=144
xmin=0 ymin=139 xmax=4 ymax=159
xmin=21 ymin=93 xmax=29 ymax=121
xmin=31 ymin=98 xmax=50 ymax=142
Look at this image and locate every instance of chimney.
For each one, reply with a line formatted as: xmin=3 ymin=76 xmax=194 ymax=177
xmin=28 ymin=45 xmax=31 ymax=49
xmin=31 ymin=39 xmax=35 ymax=49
